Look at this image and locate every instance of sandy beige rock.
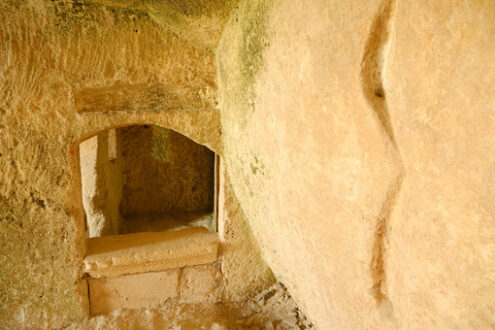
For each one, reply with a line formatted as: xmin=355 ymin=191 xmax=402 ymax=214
xmin=217 ymin=0 xmax=495 ymax=329
xmin=218 ymin=0 xmax=401 ymax=328
xmin=1 ymin=0 xmax=495 ymax=328
xmin=0 ymin=1 xmax=228 ymax=326
xmin=80 ymin=131 xmax=123 ymax=237
xmin=179 ymin=264 xmax=222 ymax=303
xmin=84 ymin=227 xmax=219 ymax=278
xmin=0 ymin=0 xmax=279 ymax=327
xmin=384 ymin=1 xmax=495 ymax=328
xmin=218 ymin=172 xmax=275 ymax=302
xmin=69 ymin=283 xmax=313 ymax=329
xmin=88 ymin=270 xmax=180 ymax=315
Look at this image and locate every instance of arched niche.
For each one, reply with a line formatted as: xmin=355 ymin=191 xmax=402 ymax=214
xmin=77 ymin=124 xmax=219 ymax=238
xmin=72 ymin=123 xmax=223 ymax=315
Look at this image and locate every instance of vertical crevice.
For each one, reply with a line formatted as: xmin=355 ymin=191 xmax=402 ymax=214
xmin=361 ymin=0 xmax=403 ymax=321
xmin=361 ymin=0 xmax=397 ymax=146
xmin=369 ymin=175 xmax=403 ymax=319
xmin=86 ymin=278 xmax=92 ymax=317
xmin=177 ymin=267 xmax=184 ymax=300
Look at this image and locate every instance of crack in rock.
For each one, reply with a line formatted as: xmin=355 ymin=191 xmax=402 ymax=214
xmin=360 ymin=0 xmax=404 ymax=322
xmin=361 ymin=0 xmax=397 ymax=147
xmin=370 ymin=175 xmax=403 ymax=322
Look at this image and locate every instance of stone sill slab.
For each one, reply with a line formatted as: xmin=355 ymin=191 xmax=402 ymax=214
xmin=84 ymin=227 xmax=219 ymax=278
xmin=88 ymin=263 xmax=222 ymax=315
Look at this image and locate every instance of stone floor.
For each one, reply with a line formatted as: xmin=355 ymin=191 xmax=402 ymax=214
xmin=67 ymin=283 xmax=313 ymax=330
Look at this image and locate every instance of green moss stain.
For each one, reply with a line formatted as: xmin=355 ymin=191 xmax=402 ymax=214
xmin=34 ymin=0 xmax=237 ymax=52
xmin=49 ymin=0 xmax=152 ymax=34
xmin=145 ymin=0 xmax=238 ymax=50
xmin=151 ymin=125 xmax=172 ymax=162
xmin=237 ymin=0 xmax=270 ymax=96
xmin=250 ymin=155 xmax=266 ymax=176
xmin=53 ymin=0 xmax=236 ymax=49
xmin=217 ymin=0 xmax=272 ymax=130
xmin=163 ymin=0 xmax=235 ymax=17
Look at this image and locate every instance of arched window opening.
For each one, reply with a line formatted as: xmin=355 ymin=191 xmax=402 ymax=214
xmin=79 ymin=125 xmax=217 ymax=238
xmin=78 ymin=125 xmax=222 ymax=315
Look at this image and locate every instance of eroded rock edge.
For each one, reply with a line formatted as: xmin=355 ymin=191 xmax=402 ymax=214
xmin=360 ymin=0 xmax=404 ymax=322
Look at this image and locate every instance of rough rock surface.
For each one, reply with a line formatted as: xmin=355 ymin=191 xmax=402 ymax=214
xmin=218 ymin=0 xmax=495 ymax=329
xmin=0 ymin=1 xmax=273 ymax=328
xmin=1 ymin=0 xmax=495 ymax=329
xmin=118 ymin=126 xmax=214 ymax=216
xmin=385 ymin=1 xmax=495 ymax=328
xmin=68 ymin=283 xmax=313 ymax=330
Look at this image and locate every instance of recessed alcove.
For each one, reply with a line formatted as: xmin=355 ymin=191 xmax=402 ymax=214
xmin=79 ymin=124 xmax=218 ymax=238
xmin=78 ymin=125 xmax=221 ymax=315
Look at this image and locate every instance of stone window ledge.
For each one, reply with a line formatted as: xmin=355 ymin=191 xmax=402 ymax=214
xmin=84 ymin=227 xmax=219 ymax=278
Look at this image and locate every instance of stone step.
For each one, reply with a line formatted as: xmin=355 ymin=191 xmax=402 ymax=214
xmin=84 ymin=227 xmax=219 ymax=278
xmin=88 ymin=264 xmax=222 ymax=315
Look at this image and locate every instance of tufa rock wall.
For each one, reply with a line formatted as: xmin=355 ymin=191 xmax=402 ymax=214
xmin=119 ymin=126 xmax=215 ymax=216
xmin=0 ymin=0 xmax=274 ymax=328
xmin=1 ymin=0 xmax=494 ymax=328
xmin=217 ymin=0 xmax=495 ymax=329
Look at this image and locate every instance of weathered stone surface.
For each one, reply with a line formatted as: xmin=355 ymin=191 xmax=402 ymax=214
xmin=118 ymin=126 xmax=215 ymax=216
xmin=69 ymin=282 xmax=312 ymax=329
xmin=84 ymin=227 xmax=219 ymax=278
xmin=179 ymin=264 xmax=222 ymax=303
xmin=88 ymin=270 xmax=180 ymax=315
xmin=218 ymin=171 xmax=275 ymax=302
xmin=217 ymin=0 xmax=495 ymax=329
xmin=2 ymin=0 xmax=494 ymax=328
xmin=218 ymin=1 xmax=401 ymax=328
xmin=80 ymin=132 xmax=123 ymax=237
xmin=384 ymin=1 xmax=495 ymax=328
xmin=0 ymin=1 xmax=236 ymax=327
